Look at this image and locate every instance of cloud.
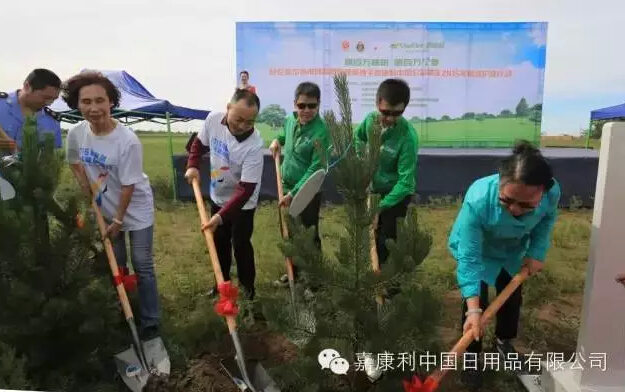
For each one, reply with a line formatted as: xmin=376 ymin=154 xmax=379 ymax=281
xmin=529 ymin=24 xmax=547 ymax=47
xmin=274 ymin=22 xmax=298 ymax=35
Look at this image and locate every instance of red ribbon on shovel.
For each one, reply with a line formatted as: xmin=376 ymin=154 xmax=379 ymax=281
xmin=114 ymin=267 xmax=138 ymax=293
xmin=214 ymin=281 xmax=240 ymax=317
xmin=403 ymin=375 xmax=438 ymax=392
xmin=401 ymin=266 xmax=530 ymax=392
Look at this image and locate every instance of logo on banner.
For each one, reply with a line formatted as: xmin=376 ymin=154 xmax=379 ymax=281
xmin=356 ymin=41 xmax=365 ymax=52
xmin=341 ymin=40 xmax=350 ymax=51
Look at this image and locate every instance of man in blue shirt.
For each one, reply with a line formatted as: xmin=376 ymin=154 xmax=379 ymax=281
xmin=0 ymin=69 xmax=63 ymax=153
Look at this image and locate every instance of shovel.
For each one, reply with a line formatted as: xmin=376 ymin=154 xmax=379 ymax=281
xmin=0 ymin=175 xmax=15 ymax=200
xmin=402 ymin=266 xmax=531 ymax=392
xmin=190 ymin=177 xmax=278 ymax=392
xmin=273 ymin=154 xmax=298 ymax=319
xmin=363 ymin=194 xmax=391 ymax=382
xmin=91 ymin=199 xmax=170 ymax=392
xmin=273 ymin=154 xmax=316 ymax=348
xmin=368 ymin=195 xmax=386 ymax=321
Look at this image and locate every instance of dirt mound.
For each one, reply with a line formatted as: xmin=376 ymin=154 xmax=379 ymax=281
xmin=144 ymin=322 xmax=299 ymax=392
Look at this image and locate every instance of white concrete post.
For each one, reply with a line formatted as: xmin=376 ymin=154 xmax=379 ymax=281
xmin=575 ymin=121 xmax=625 ymax=389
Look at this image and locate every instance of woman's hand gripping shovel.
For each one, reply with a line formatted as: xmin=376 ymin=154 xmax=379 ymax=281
xmin=91 ymin=198 xmax=170 ymax=392
xmin=402 ymin=266 xmax=531 ymax=392
xmin=191 ymin=178 xmax=278 ymax=392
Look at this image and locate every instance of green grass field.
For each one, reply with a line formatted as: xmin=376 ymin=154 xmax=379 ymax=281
xmin=253 ymin=117 xmax=542 ymax=148
xmin=413 ymin=117 xmax=539 ymax=146
xmin=150 ymin=119 xmax=599 ymax=157
xmin=54 ymin=133 xmax=596 ymax=391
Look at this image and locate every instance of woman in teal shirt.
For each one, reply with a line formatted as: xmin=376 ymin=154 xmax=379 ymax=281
xmin=448 ymin=141 xmax=561 ymax=388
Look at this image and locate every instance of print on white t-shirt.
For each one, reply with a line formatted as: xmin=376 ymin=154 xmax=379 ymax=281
xmin=66 ymin=120 xmax=154 ymax=231
xmin=198 ymin=112 xmax=264 ymax=210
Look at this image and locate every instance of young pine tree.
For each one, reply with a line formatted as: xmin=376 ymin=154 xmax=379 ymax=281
xmin=0 ymin=116 xmax=127 ymax=391
xmin=260 ymin=74 xmax=443 ymax=391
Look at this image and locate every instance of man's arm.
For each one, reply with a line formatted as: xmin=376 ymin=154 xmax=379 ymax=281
xmin=186 ymin=115 xmax=213 ymax=170
xmin=354 ymin=116 xmax=369 ymax=143
xmin=378 ymin=137 xmax=417 ymax=210
xmin=0 ymin=123 xmax=16 ymax=152
xmin=289 ymin=131 xmax=330 ymax=197
xmin=52 ymin=120 xmax=62 ymax=149
xmin=217 ymin=143 xmax=264 ymax=222
xmin=524 ymin=183 xmax=561 ymax=262
xmin=187 ymin=137 xmax=210 ymax=169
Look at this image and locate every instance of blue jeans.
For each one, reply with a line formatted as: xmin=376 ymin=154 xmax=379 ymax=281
xmin=111 ymin=225 xmax=160 ymax=330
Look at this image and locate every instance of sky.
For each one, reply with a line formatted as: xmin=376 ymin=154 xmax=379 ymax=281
xmin=1 ymin=0 xmax=623 ymax=135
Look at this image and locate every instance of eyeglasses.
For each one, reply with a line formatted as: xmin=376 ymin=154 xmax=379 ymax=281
xmin=379 ymin=109 xmax=404 ymax=117
xmin=296 ymin=102 xmax=318 ymax=110
xmin=498 ymin=196 xmax=536 ymax=210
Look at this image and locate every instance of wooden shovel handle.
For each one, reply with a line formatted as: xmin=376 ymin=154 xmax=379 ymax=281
xmin=91 ymin=200 xmax=134 ymax=321
xmin=274 ymin=154 xmax=295 ymax=281
xmin=367 ymin=195 xmax=383 ymax=305
xmin=274 ymin=154 xmax=289 ymax=238
xmin=367 ymin=195 xmax=380 ymax=272
xmin=191 ymin=178 xmax=237 ymax=332
xmin=427 ymin=266 xmax=531 ymax=384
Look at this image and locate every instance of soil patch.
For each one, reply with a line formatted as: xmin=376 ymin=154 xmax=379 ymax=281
xmin=145 ymin=321 xmax=299 ymax=391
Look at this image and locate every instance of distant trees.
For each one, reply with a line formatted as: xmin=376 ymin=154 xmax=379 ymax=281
xmin=407 ymin=97 xmax=542 ymax=124
xmin=258 ymin=104 xmax=287 ymax=128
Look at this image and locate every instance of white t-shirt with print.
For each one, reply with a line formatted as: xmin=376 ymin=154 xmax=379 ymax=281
xmin=198 ymin=112 xmax=264 ymax=210
xmin=66 ymin=121 xmax=154 ymax=231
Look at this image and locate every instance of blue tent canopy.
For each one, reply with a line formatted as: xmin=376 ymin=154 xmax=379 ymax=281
xmin=590 ymin=102 xmax=625 ymax=121
xmin=50 ymin=69 xmax=209 ymax=125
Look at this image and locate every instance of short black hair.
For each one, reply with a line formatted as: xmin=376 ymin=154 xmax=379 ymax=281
xmin=231 ymin=88 xmax=260 ymax=110
xmin=25 ymin=69 xmax=61 ymax=91
xmin=61 ymin=71 xmax=121 ymax=110
xmin=376 ymin=78 xmax=410 ymax=106
xmin=294 ymin=82 xmax=321 ymax=101
xmin=498 ymin=140 xmax=554 ymax=190
xmin=240 ymin=70 xmax=249 ymax=76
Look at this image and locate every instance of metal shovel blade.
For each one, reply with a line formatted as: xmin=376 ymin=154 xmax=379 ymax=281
xmin=142 ymin=336 xmax=171 ymax=376
xmin=113 ymin=338 xmax=170 ymax=392
xmin=114 ymin=346 xmax=150 ymax=392
xmin=221 ymin=356 xmax=280 ymax=392
xmin=0 ymin=176 xmax=16 ymax=200
xmin=287 ymin=307 xmax=316 ymax=349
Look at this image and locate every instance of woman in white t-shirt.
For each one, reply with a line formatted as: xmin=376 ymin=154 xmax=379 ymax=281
xmin=62 ymin=71 xmax=161 ymax=340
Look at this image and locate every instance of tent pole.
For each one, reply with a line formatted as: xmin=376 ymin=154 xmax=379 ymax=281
xmin=166 ymin=112 xmax=178 ymax=201
xmin=585 ymin=118 xmax=592 ymax=149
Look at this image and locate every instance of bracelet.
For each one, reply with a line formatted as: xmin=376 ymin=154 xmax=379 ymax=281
xmin=465 ymin=308 xmax=483 ymax=316
xmin=112 ymin=218 xmax=123 ymax=226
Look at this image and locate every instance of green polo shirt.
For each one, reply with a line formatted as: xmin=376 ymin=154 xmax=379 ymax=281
xmin=277 ymin=113 xmax=331 ymax=196
xmin=354 ymin=111 xmax=419 ymax=210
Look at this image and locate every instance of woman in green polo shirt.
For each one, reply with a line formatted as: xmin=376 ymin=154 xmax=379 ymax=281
xmin=269 ymin=82 xmax=331 ymax=287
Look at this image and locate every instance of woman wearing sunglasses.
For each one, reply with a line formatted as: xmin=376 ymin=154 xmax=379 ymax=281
xmin=269 ymin=81 xmax=330 ymax=288
xmin=448 ymin=140 xmax=560 ymax=389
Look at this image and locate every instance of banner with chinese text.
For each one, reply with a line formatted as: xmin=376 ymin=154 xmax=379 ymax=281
xmin=236 ymin=22 xmax=548 ymax=147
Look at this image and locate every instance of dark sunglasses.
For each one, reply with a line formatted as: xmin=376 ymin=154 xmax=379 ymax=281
xmin=499 ymin=196 xmax=536 ymax=210
xmin=296 ymin=102 xmax=318 ymax=109
xmin=379 ymin=109 xmax=404 ymax=117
